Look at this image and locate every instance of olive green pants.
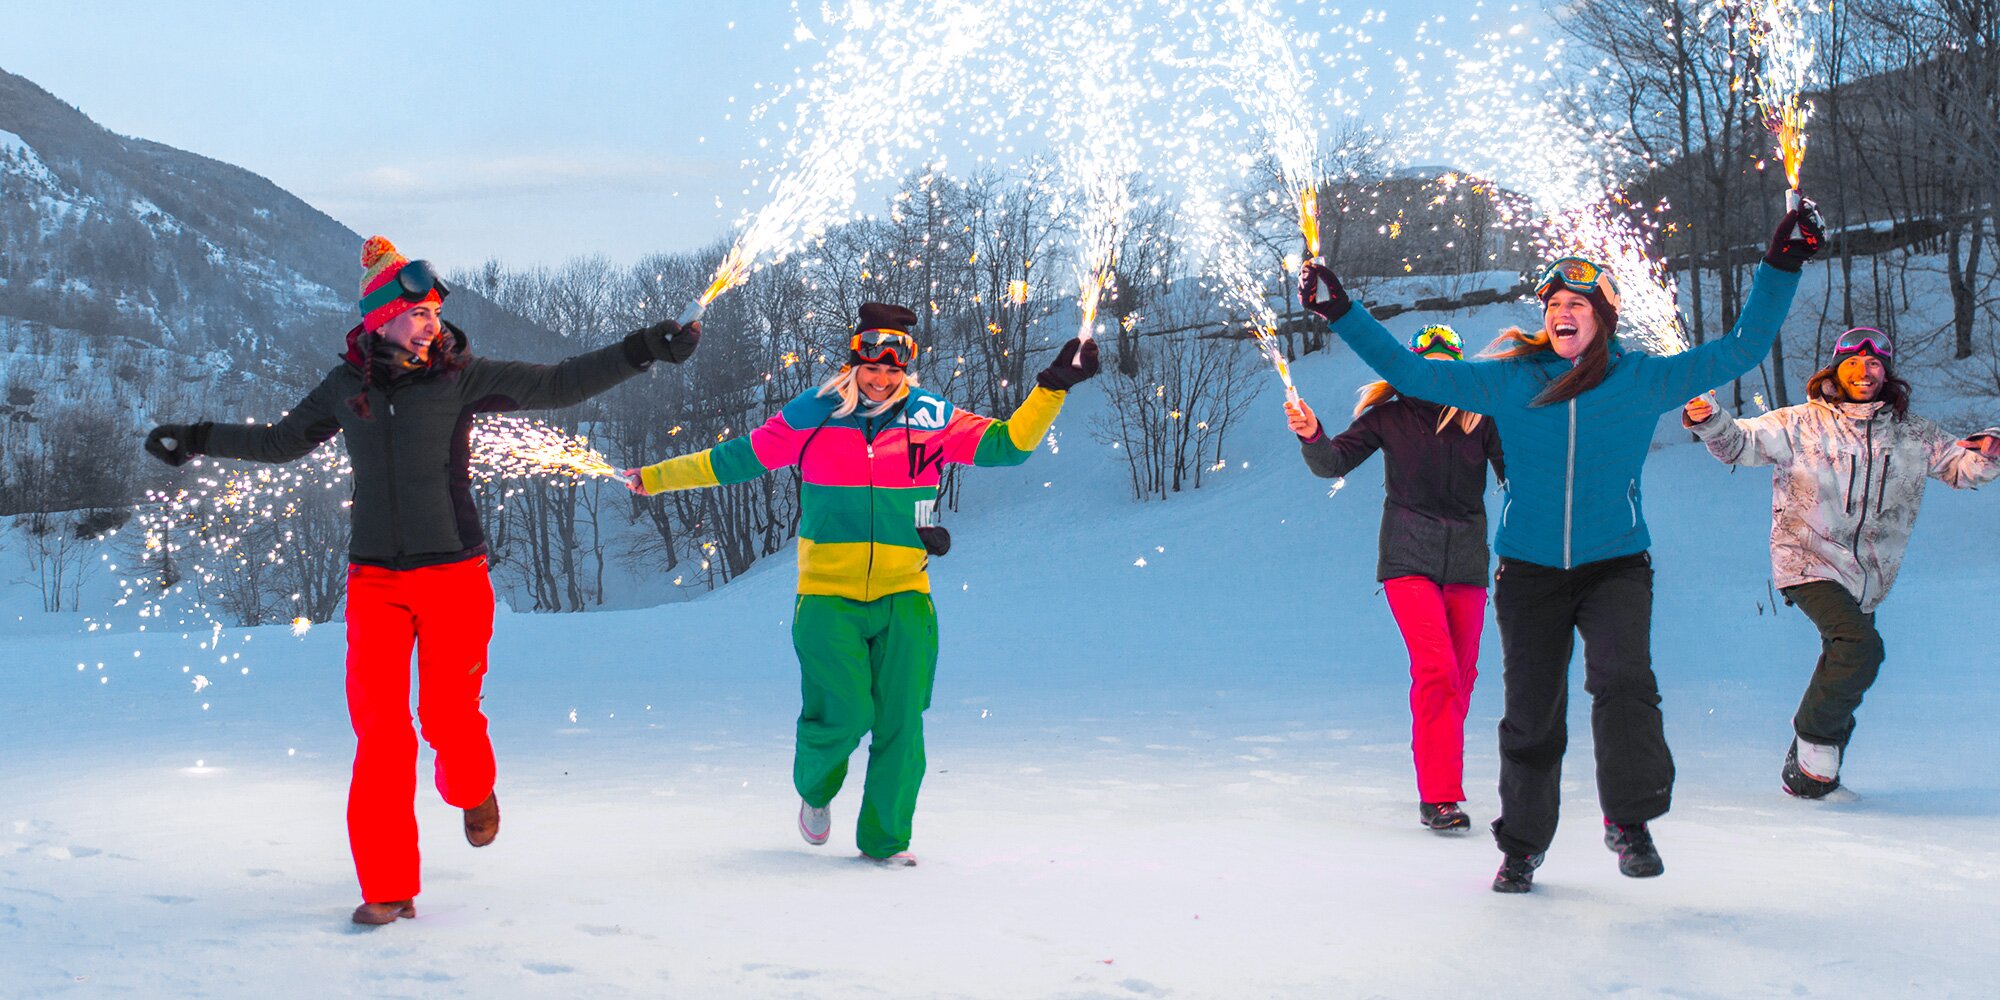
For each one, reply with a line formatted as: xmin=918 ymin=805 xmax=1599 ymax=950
xmin=792 ymin=592 xmax=939 ymax=858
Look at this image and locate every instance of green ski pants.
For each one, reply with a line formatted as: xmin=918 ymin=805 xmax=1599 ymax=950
xmin=791 ymin=591 xmax=939 ymax=858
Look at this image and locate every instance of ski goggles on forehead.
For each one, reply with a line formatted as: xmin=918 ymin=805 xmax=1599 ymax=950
xmin=1832 ymin=327 xmax=1893 ymax=359
xmin=1410 ymin=325 xmax=1462 ymax=358
xmin=1534 ymin=256 xmax=1621 ymax=311
xmin=851 ymin=328 xmax=917 ymax=367
xmin=358 ymin=259 xmax=451 ymax=315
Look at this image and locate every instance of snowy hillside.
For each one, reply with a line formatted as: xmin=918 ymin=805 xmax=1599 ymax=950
xmin=5 ymin=288 xmax=1999 ymax=998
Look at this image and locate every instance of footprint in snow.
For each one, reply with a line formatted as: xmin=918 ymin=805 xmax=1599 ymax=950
xmin=523 ymin=962 xmax=575 ymax=975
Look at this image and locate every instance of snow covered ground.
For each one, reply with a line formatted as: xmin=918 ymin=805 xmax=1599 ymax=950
xmin=6 ymin=298 xmax=2000 ymax=998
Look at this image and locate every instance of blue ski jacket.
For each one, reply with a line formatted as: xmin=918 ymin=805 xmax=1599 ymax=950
xmin=1328 ymin=262 xmax=1800 ymax=569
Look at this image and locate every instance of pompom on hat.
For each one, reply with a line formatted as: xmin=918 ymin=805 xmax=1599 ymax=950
xmin=356 ymin=236 xmax=443 ymax=332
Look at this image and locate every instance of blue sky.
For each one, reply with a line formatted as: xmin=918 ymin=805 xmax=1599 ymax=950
xmin=1 ymin=1 xmax=1498 ymax=271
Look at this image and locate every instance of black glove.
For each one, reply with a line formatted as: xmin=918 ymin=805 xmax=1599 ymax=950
xmin=622 ymin=319 xmax=701 ymax=368
xmin=1036 ymin=337 xmax=1101 ymax=391
xmin=1764 ymin=197 xmax=1825 ymax=272
xmin=916 ymin=525 xmax=952 ymax=556
xmin=1298 ymin=261 xmax=1352 ymax=322
xmin=144 ymin=422 xmax=210 ymax=467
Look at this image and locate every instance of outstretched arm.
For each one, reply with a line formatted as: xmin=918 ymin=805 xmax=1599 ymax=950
xmin=466 ymin=320 xmax=698 ymax=413
xmin=934 ymin=337 xmax=1099 ymax=468
xmin=1924 ymin=422 xmax=2000 ymax=489
xmin=1300 ymin=262 xmax=1510 ymax=414
xmin=1298 ymin=406 xmax=1383 ymax=480
xmin=1647 ymin=263 xmax=1801 ymax=407
xmin=1685 ymin=398 xmax=1795 ymax=467
xmin=627 ymin=404 xmax=808 ymax=495
xmin=164 ymin=375 xmax=345 ymax=465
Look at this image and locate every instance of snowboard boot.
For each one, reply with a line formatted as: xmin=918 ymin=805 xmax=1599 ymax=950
xmin=464 ymin=792 xmax=500 ymax=848
xmin=799 ymin=799 xmax=831 ymax=846
xmin=351 ymin=899 xmax=415 ymax=925
xmin=860 ymin=851 xmax=918 ymax=867
xmin=1781 ymin=738 xmax=1842 ymax=800
xmin=1419 ymin=801 xmax=1472 ymax=833
xmin=1491 ymin=852 xmax=1544 ymax=893
xmin=1603 ymin=820 xmax=1664 ymax=878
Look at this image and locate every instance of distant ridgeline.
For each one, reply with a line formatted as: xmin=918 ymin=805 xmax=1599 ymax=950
xmin=0 ymin=67 xmax=562 ymax=513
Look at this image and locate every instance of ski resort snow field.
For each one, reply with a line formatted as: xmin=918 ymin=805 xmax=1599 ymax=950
xmin=5 ymin=303 xmax=1998 ymax=998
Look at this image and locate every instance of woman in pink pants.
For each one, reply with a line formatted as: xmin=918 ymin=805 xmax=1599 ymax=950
xmin=1285 ymin=325 xmax=1505 ymax=832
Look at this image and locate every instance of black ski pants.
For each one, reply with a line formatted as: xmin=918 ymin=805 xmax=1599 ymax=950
xmin=1782 ymin=580 xmax=1884 ymax=750
xmin=1490 ymin=552 xmax=1674 ymax=858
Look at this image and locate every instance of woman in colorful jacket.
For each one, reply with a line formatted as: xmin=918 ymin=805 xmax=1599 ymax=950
xmin=624 ymin=302 xmax=1099 ymax=865
xmin=143 ymin=237 xmax=699 ymax=924
xmin=1298 ymin=202 xmax=1823 ymax=893
xmin=1284 ymin=324 xmax=1505 ymax=833
xmin=1682 ymin=327 xmax=2000 ymax=799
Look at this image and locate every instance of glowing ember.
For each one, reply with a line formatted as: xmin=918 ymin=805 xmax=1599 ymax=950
xmin=290 ymin=617 xmax=312 ymax=637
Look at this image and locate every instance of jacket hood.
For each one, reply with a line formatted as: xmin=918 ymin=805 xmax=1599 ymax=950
xmin=341 ymin=320 xmax=471 ymax=373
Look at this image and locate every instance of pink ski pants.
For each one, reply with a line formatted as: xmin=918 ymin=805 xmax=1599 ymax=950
xmin=1383 ymin=576 xmax=1487 ymax=803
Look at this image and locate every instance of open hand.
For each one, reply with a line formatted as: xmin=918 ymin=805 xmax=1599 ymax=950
xmin=1956 ymin=435 xmax=2000 ymax=458
xmin=1285 ymin=399 xmax=1320 ymax=439
xmin=1683 ymin=396 xmax=1716 ymax=427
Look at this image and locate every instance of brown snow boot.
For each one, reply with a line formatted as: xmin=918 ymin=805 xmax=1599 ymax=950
xmin=464 ymin=791 xmax=500 ymax=847
xmin=351 ymin=899 xmax=415 ymax=925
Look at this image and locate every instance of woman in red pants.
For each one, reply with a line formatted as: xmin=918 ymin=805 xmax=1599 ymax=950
xmin=1285 ymin=324 xmax=1504 ymax=832
xmin=144 ymin=236 xmax=699 ymax=923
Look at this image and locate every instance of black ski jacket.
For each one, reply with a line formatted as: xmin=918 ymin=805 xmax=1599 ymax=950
xmin=201 ymin=321 xmax=654 ymax=570
xmin=1299 ymin=396 xmax=1505 ymax=586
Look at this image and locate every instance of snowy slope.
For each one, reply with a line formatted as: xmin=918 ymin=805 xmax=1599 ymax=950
xmin=5 ymin=294 xmax=2000 ymax=998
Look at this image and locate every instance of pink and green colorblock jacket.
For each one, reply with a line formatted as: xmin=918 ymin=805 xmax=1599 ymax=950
xmin=636 ymin=384 xmax=1066 ymax=601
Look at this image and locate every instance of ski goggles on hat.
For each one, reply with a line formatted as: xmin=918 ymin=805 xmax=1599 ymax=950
xmin=1534 ymin=256 xmax=1621 ymax=311
xmin=358 ymin=259 xmax=451 ymax=315
xmin=1831 ymin=326 xmax=1893 ymax=360
xmin=850 ymin=328 xmax=918 ymax=367
xmin=1410 ymin=325 xmax=1462 ymax=359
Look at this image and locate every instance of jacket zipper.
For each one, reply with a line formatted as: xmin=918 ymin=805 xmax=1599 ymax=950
xmin=1627 ymin=480 xmax=1639 ymax=529
xmin=1849 ymin=417 xmax=1874 ymax=606
xmin=384 ymin=387 xmax=407 ymax=566
xmin=1564 ymin=397 xmax=1576 ymax=569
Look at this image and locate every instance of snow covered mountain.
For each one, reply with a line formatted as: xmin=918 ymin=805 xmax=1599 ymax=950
xmin=0 ymin=67 xmax=558 ymax=386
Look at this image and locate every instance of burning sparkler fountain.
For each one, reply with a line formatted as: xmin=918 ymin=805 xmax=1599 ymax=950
xmin=1741 ymin=0 xmax=1820 ymax=214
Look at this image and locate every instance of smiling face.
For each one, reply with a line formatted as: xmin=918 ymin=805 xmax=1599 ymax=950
xmin=855 ymin=362 xmax=906 ymax=402
xmin=1835 ymin=352 xmax=1886 ymax=402
xmin=1542 ymin=290 xmax=1600 ymax=362
xmin=378 ymin=303 xmax=443 ymax=361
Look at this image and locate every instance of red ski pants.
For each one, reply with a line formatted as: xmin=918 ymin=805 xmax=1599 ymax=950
xmin=1383 ymin=576 xmax=1487 ymax=803
xmin=344 ymin=557 xmax=496 ymax=903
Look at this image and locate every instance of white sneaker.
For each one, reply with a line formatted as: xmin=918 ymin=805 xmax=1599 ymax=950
xmin=1796 ymin=737 xmax=1842 ymax=783
xmin=798 ymin=799 xmax=831 ymax=846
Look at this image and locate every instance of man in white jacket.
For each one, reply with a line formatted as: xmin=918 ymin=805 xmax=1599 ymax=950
xmin=1684 ymin=328 xmax=2000 ymax=798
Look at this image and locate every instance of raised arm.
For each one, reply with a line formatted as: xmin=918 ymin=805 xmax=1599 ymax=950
xmin=463 ymin=319 xmax=698 ymax=413
xmin=933 ymin=337 xmax=1099 ymax=468
xmin=1645 ymin=263 xmax=1801 ymax=407
xmin=1300 ymin=262 xmax=1511 ymax=414
xmin=147 ymin=373 xmax=345 ymax=467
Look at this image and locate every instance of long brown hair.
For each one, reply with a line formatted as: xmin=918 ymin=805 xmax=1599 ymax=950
xmin=1353 ymin=380 xmax=1485 ymax=433
xmin=1806 ymin=363 xmax=1910 ymax=420
xmin=1479 ymin=323 xmax=1613 ymax=407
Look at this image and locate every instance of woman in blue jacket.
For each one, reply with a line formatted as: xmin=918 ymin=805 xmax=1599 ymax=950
xmin=1298 ymin=204 xmax=1822 ymax=892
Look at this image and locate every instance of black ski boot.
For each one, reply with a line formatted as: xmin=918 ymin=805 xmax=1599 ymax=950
xmin=1419 ymin=801 xmax=1472 ymax=833
xmin=1781 ymin=741 xmax=1840 ymax=799
xmin=1491 ymin=852 xmax=1544 ymax=893
xmin=1603 ymin=820 xmax=1664 ymax=878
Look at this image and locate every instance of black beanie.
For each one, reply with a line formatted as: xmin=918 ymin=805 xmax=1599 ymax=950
xmin=855 ymin=302 xmax=917 ymax=334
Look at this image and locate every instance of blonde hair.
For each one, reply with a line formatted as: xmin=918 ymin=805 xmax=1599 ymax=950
xmin=817 ymin=365 xmax=917 ymax=418
xmin=1352 ymin=378 xmax=1484 ymax=434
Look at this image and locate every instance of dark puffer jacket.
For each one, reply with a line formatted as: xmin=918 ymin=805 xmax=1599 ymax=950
xmin=1299 ymin=396 xmax=1506 ymax=586
xmin=200 ymin=321 xmax=653 ymax=569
